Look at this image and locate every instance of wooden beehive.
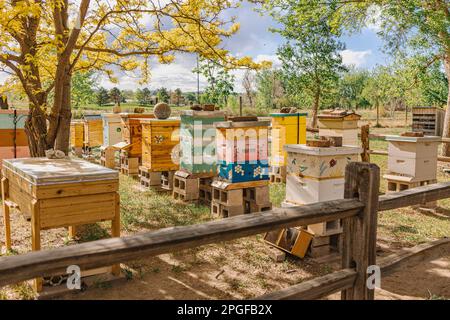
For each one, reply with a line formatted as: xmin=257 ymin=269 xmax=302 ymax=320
xmin=102 ymin=113 xmax=123 ymax=147
xmin=141 ymin=118 xmax=180 ymax=172
xmin=0 ymin=110 xmax=30 ymax=166
xmin=318 ymin=110 xmax=361 ymax=146
xmin=120 ymin=113 xmax=155 ymax=158
xmin=70 ymin=120 xmax=85 ymax=149
xmin=180 ymin=110 xmax=225 ymax=176
xmin=83 ymin=114 xmax=103 ymax=148
xmin=412 ymin=107 xmax=445 ymax=136
xmin=215 ymin=119 xmax=270 ymax=183
xmin=385 ymin=135 xmax=440 ymax=182
xmin=270 ymin=112 xmax=307 ymax=167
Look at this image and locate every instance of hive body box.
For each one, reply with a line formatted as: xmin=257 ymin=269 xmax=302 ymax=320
xmin=385 ymin=135 xmax=440 ymax=182
xmin=270 ymin=113 xmax=307 ymax=167
xmin=70 ymin=121 xmax=84 ymax=149
xmin=1 ymin=158 xmax=121 ymax=291
xmin=412 ymin=107 xmax=445 ymax=136
xmin=318 ymin=111 xmax=361 ymax=147
xmin=180 ymin=110 xmax=225 ymax=176
xmin=83 ymin=114 xmax=103 ymax=148
xmin=215 ymin=120 xmax=270 ymax=183
xmin=0 ymin=110 xmax=30 ymax=166
xmin=141 ymin=118 xmax=180 ymax=172
xmin=119 ymin=113 xmax=155 ymax=158
xmin=102 ymin=113 xmax=123 ymax=147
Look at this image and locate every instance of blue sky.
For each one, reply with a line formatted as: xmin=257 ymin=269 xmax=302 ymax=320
xmin=96 ymin=2 xmax=389 ymax=93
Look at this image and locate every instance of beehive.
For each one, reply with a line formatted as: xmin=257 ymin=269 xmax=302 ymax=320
xmin=180 ymin=110 xmax=225 ymax=176
xmin=412 ymin=107 xmax=445 ymax=136
xmin=70 ymin=120 xmax=84 ymax=149
xmin=385 ymin=135 xmax=440 ymax=182
xmin=270 ymin=112 xmax=307 ymax=167
xmin=284 ymin=144 xmax=361 ymax=205
xmin=318 ymin=110 xmax=361 ymax=146
xmin=120 ymin=113 xmax=155 ymax=158
xmin=141 ymin=118 xmax=180 ymax=172
xmin=102 ymin=113 xmax=123 ymax=147
xmin=0 ymin=110 xmax=30 ymax=165
xmin=215 ymin=120 xmax=270 ymax=183
xmin=83 ymin=114 xmax=103 ymax=148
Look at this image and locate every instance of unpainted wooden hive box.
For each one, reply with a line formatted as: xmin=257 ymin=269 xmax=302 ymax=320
xmin=318 ymin=110 xmax=361 ymax=147
xmin=120 ymin=113 xmax=155 ymax=158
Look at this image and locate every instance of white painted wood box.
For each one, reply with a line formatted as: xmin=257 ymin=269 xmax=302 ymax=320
xmin=318 ymin=110 xmax=361 ymax=147
xmin=386 ymin=135 xmax=440 ymax=182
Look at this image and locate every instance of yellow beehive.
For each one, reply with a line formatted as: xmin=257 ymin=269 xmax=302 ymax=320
xmin=270 ymin=113 xmax=307 ymax=167
xmin=83 ymin=115 xmax=103 ymax=148
xmin=141 ymin=118 xmax=180 ymax=172
xmin=70 ymin=121 xmax=84 ymax=149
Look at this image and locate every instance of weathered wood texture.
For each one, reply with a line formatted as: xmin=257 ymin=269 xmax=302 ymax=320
xmin=257 ymin=238 xmax=450 ymax=300
xmin=341 ymin=162 xmax=380 ymax=300
xmin=0 ymin=199 xmax=363 ymax=287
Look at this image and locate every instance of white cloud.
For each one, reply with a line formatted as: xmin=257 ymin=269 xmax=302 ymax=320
xmin=340 ymin=49 xmax=372 ymax=68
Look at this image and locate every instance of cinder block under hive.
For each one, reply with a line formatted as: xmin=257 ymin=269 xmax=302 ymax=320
xmin=211 ymin=201 xmax=245 ymax=218
xmin=172 ymin=172 xmax=200 ymax=201
xmin=161 ymin=171 xmax=175 ymax=191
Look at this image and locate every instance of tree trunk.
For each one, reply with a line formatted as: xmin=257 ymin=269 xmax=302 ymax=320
xmin=25 ymin=104 xmax=50 ymax=157
xmin=54 ymin=71 xmax=72 ymax=153
xmin=309 ymin=88 xmax=320 ymax=128
xmin=442 ymin=54 xmax=450 ymax=156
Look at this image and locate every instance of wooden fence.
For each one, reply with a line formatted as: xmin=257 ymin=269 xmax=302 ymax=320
xmin=0 ymin=162 xmax=449 ymax=300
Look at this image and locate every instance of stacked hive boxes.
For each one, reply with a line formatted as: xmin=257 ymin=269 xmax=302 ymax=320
xmin=270 ymin=112 xmax=307 ymax=183
xmin=82 ymin=114 xmax=103 ymax=155
xmin=383 ymin=135 xmax=440 ymax=208
xmin=0 ymin=110 xmax=30 ymax=163
xmin=318 ymin=110 xmax=361 ymax=146
xmin=173 ymin=110 xmax=225 ymax=203
xmin=211 ymin=118 xmax=272 ymax=217
xmin=117 ymin=113 xmax=155 ymax=176
xmin=282 ymin=144 xmax=361 ymax=257
xmin=70 ymin=120 xmax=84 ymax=156
xmin=139 ymin=118 xmax=180 ymax=190
xmin=102 ymin=113 xmax=123 ymax=147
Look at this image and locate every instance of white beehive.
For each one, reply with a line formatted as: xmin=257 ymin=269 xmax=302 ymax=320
xmin=283 ymin=144 xmax=361 ymax=236
xmin=386 ymin=135 xmax=440 ymax=182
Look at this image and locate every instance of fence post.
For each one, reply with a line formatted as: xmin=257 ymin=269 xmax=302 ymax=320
xmin=341 ymin=162 xmax=380 ymax=300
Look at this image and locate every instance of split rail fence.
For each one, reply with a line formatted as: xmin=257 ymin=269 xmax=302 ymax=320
xmin=0 ymin=162 xmax=449 ymax=300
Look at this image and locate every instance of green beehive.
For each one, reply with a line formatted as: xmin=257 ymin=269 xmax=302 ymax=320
xmin=180 ymin=110 xmax=225 ymax=176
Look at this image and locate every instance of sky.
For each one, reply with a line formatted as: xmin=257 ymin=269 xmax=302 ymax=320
xmin=0 ymin=2 xmax=390 ymax=94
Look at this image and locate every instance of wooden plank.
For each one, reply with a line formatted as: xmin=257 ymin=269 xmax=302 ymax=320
xmin=378 ymin=238 xmax=450 ymax=277
xmin=0 ymin=199 xmax=363 ymax=287
xmin=342 ymin=162 xmax=380 ymax=300
xmin=2 ymin=177 xmax=11 ymax=250
xmin=257 ymin=269 xmax=357 ymax=300
xmin=378 ymin=182 xmax=450 ymax=212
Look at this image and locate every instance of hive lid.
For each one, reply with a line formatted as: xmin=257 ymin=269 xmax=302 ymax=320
xmin=284 ymin=144 xmax=362 ymax=156
xmin=119 ymin=113 xmax=155 ymax=120
xmin=385 ymin=135 xmax=441 ymax=143
xmin=140 ymin=117 xmax=180 ymax=124
xmin=270 ymin=112 xmax=308 ymax=117
xmin=181 ymin=110 xmax=225 ymax=117
xmin=318 ymin=109 xmax=361 ymax=120
xmin=214 ymin=120 xmax=271 ymax=128
xmin=112 ymin=142 xmax=132 ymax=150
xmin=82 ymin=114 xmax=102 ymax=120
xmin=101 ymin=113 xmax=122 ymax=120
xmin=2 ymin=158 xmax=119 ymax=186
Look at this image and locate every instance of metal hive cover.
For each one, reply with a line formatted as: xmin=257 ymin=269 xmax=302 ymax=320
xmin=2 ymin=158 xmax=119 ymax=186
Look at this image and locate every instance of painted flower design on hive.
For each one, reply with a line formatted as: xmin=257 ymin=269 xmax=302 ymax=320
xmin=228 ymin=170 xmax=233 ymax=180
xmin=235 ymin=165 xmax=245 ymax=176
xmin=329 ymin=159 xmax=337 ymax=168
xmin=154 ymin=135 xmax=165 ymax=144
xmin=253 ymin=166 xmax=264 ymax=178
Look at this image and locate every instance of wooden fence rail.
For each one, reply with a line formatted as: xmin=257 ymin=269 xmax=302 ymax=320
xmin=0 ymin=163 xmax=449 ymax=300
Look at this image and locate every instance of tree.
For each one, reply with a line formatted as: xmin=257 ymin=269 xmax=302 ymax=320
xmin=264 ymin=0 xmax=450 ymax=152
xmin=157 ymin=87 xmax=170 ymax=103
xmin=255 ymin=69 xmax=286 ymax=110
xmin=242 ymin=70 xmax=255 ymax=107
xmin=194 ymin=58 xmax=235 ymax=107
xmin=185 ymin=92 xmax=197 ymax=104
xmin=96 ymin=87 xmax=110 ymax=107
xmin=275 ymin=11 xmax=346 ymax=128
xmin=109 ymin=87 xmax=123 ymax=107
xmin=174 ymin=88 xmax=183 ymax=106
xmin=338 ymin=67 xmax=369 ymax=110
xmin=0 ymin=1 xmax=263 ymax=156
xmin=136 ymin=88 xmax=152 ymax=106
xmin=71 ymin=71 xmax=96 ymax=109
